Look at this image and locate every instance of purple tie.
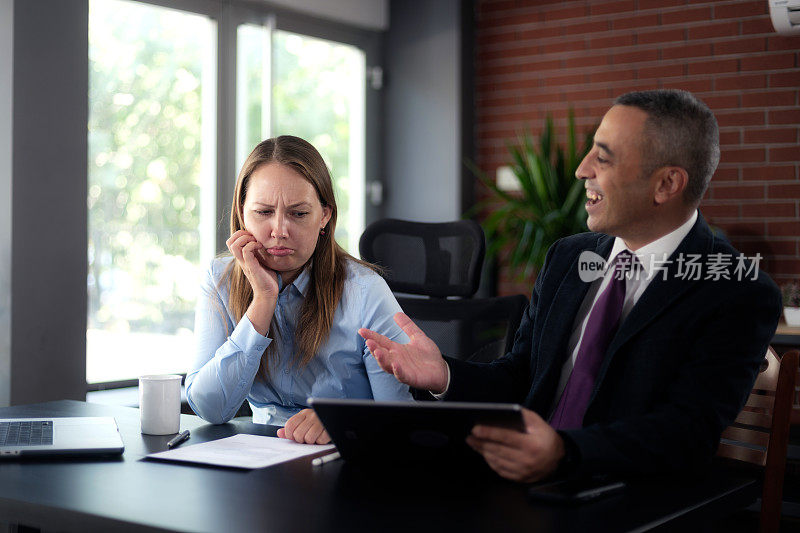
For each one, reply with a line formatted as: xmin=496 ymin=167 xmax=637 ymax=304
xmin=550 ymin=250 xmax=635 ymax=430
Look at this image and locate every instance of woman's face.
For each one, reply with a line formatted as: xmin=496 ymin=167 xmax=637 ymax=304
xmin=242 ymin=162 xmax=332 ymax=283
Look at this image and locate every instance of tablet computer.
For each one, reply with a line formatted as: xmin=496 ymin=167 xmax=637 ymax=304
xmin=308 ymin=398 xmax=524 ymax=463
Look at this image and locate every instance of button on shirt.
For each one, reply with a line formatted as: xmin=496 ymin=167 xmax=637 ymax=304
xmin=551 ymin=210 xmax=699 ymax=408
xmin=186 ymin=257 xmax=412 ymax=426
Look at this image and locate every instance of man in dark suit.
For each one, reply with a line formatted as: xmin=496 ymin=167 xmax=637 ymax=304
xmin=359 ymin=89 xmax=783 ymax=482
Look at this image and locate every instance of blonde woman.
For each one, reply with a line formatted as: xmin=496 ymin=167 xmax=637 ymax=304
xmin=186 ymin=136 xmax=411 ymax=444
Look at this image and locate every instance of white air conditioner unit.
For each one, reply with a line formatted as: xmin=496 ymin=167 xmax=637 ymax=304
xmin=769 ymin=0 xmax=800 ymax=35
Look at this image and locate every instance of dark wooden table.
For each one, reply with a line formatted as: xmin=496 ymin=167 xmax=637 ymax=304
xmin=773 ymin=321 xmax=800 ymax=354
xmin=0 ymin=400 xmax=756 ymax=532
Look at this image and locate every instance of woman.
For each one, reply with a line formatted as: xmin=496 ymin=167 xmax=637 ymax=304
xmin=186 ymin=136 xmax=411 ymax=444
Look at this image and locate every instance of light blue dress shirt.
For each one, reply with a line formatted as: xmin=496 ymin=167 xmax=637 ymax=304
xmin=186 ymin=257 xmax=412 ymax=426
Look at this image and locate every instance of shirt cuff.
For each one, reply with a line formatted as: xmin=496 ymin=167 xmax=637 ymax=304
xmin=431 ymin=362 xmax=451 ymax=400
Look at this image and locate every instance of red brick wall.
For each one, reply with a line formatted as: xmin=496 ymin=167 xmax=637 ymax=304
xmin=474 ymin=0 xmax=800 ymax=296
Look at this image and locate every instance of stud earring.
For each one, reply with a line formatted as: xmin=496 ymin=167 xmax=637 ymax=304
xmin=319 ymin=228 xmax=326 ymax=235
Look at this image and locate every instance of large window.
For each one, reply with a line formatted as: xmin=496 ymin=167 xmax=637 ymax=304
xmin=237 ymin=25 xmax=365 ymax=253
xmin=87 ymin=0 xmax=374 ymax=386
xmin=88 ymin=0 xmax=217 ymax=384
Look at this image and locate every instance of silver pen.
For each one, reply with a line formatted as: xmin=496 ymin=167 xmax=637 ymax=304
xmin=167 ymin=430 xmax=190 ymax=448
xmin=311 ymin=451 xmax=341 ymax=466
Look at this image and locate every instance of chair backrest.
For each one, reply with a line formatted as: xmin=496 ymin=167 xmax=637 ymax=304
xmin=359 ymin=218 xmax=486 ymax=298
xmin=396 ymin=294 xmax=528 ymax=362
xmin=717 ymin=347 xmax=799 ymax=533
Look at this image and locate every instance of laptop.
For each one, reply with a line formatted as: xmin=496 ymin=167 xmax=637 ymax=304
xmin=0 ymin=417 xmax=125 ymax=458
xmin=308 ymin=398 xmax=523 ymax=464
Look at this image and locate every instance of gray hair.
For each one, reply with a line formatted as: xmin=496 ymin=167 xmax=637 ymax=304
xmin=614 ymin=89 xmax=719 ymax=204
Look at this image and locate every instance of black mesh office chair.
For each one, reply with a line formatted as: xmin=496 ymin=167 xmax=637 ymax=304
xmin=359 ymin=218 xmax=528 ymax=362
xmin=358 ymin=218 xmax=485 ymax=298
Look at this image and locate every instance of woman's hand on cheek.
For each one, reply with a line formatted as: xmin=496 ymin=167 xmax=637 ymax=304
xmin=227 ymin=230 xmax=279 ymax=299
xmin=277 ymin=409 xmax=331 ymax=445
xmin=241 ymin=240 xmax=279 ymax=298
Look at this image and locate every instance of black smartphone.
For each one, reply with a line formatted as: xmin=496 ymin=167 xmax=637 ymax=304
xmin=527 ymin=477 xmax=627 ymax=504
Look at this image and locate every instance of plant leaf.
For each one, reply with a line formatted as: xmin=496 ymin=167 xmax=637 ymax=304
xmin=464 ymin=111 xmax=593 ymax=280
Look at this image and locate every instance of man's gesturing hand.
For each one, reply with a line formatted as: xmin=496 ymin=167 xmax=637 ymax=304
xmin=467 ymin=408 xmax=565 ymax=483
xmin=359 ymin=312 xmax=449 ymax=394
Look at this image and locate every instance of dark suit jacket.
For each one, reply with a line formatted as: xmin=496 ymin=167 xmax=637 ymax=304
xmin=445 ymin=214 xmax=782 ymax=478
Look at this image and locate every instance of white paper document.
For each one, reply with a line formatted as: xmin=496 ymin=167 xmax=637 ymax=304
xmin=147 ymin=434 xmax=336 ymax=469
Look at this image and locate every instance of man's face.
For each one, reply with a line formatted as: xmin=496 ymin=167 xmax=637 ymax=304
xmin=575 ymin=105 xmax=657 ymax=248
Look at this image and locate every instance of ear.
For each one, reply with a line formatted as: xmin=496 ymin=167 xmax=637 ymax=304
xmin=321 ymin=205 xmax=333 ymax=229
xmin=653 ymin=166 xmax=688 ymax=206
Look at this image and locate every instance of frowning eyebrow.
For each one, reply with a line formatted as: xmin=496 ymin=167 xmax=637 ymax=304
xmin=251 ymin=201 xmax=312 ymax=209
xmin=595 ymin=141 xmax=615 ymax=158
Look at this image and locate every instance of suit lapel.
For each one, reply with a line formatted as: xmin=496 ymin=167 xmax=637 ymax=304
xmin=527 ymin=234 xmax=613 ymax=407
xmin=590 ymin=215 xmax=715 ymax=397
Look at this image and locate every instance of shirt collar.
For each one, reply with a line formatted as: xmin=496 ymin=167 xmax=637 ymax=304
xmin=607 ymin=210 xmax=698 ymax=277
xmin=277 ymin=263 xmax=311 ymax=297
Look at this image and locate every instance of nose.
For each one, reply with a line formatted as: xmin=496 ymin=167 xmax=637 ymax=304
xmin=271 ymin=216 xmax=288 ymax=239
xmin=575 ymin=150 xmax=594 ymax=181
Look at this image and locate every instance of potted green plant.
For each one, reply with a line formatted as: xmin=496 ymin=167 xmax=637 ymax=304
xmin=468 ymin=112 xmax=593 ymax=281
xmin=782 ymin=282 xmax=800 ymax=327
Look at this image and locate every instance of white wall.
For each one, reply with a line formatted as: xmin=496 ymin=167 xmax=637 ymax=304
xmin=0 ymin=0 xmax=13 ymax=407
xmin=263 ymin=0 xmax=388 ymax=30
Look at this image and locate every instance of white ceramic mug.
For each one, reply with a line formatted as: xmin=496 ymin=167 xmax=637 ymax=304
xmin=139 ymin=374 xmax=182 ymax=435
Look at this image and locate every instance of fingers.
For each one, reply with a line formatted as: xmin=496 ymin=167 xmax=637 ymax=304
xmin=296 ymin=415 xmax=324 ymax=444
xmin=466 ymin=435 xmax=516 ymax=478
xmin=226 ymin=229 xmax=255 ymax=251
xmin=479 ymin=449 xmax=528 ymax=481
xmin=317 ymin=429 xmax=332 ymax=445
xmin=466 ymin=433 xmax=538 ymax=482
xmin=358 ymin=328 xmax=393 ymax=346
xmin=467 ymin=433 xmax=527 ymax=461
xmin=281 ymin=412 xmax=301 ymax=440
xmin=392 ymin=360 xmax=406 ymax=383
xmin=281 ymin=409 xmax=329 ymax=444
xmin=520 ymin=408 xmax=548 ymax=432
xmin=227 ymin=231 xmax=257 ymax=263
xmin=467 ymin=412 xmax=564 ymax=483
xmin=225 ymin=229 xmax=251 ymax=249
xmin=467 ymin=430 xmax=522 ymax=458
xmin=241 ymin=241 xmax=265 ymax=271
xmin=471 ymin=424 xmax=526 ymax=446
xmin=368 ymin=344 xmax=398 ymax=377
xmin=393 ymin=312 xmax=427 ymax=339
xmin=235 ymin=240 xmax=279 ymax=298
xmin=359 ymin=329 xmax=399 ymax=373
xmin=254 ymin=247 xmax=272 ymax=269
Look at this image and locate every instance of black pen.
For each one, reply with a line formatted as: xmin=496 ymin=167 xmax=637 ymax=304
xmin=167 ymin=430 xmax=190 ymax=448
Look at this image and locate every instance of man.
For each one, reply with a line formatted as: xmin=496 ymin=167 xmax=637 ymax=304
xmin=359 ymin=90 xmax=782 ymax=482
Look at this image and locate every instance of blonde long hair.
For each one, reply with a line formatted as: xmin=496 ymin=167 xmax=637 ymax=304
xmin=226 ymin=136 xmax=375 ymax=376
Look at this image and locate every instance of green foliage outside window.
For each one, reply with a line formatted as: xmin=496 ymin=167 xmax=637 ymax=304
xmin=271 ymin=31 xmax=361 ymax=251
xmin=88 ymin=1 xmax=209 ymax=335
